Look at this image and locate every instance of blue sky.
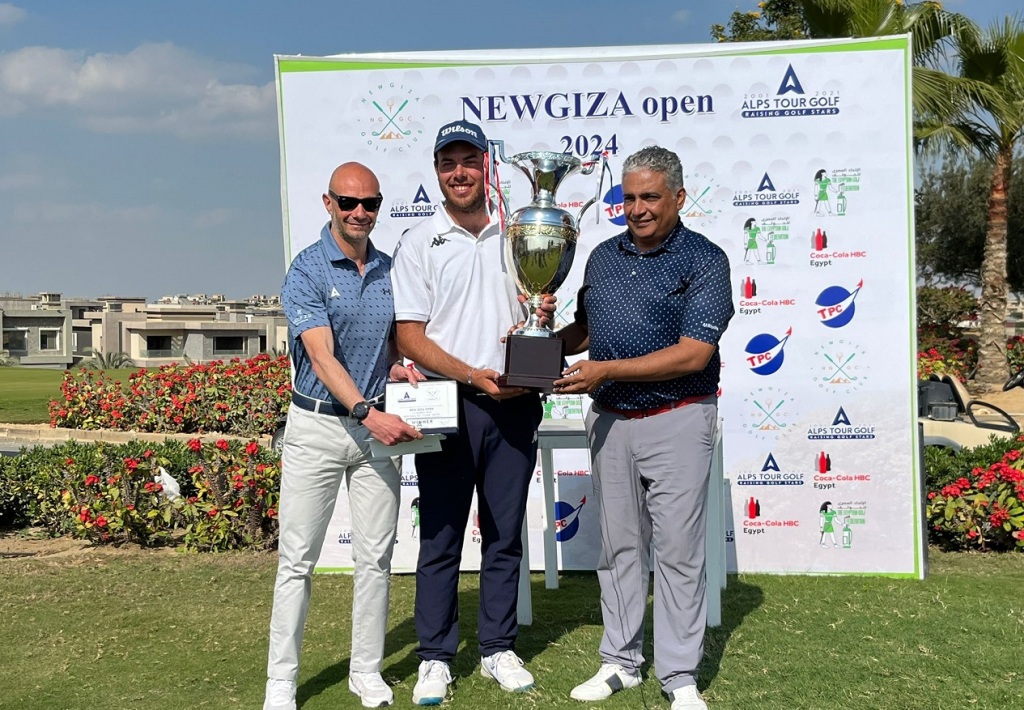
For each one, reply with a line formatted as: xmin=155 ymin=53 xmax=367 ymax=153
xmin=0 ymin=0 xmax=1017 ymax=300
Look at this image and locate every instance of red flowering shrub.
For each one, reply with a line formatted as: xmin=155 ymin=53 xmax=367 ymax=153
xmin=916 ymin=335 xmax=977 ymax=383
xmin=0 ymin=439 xmax=280 ymax=551
xmin=61 ymin=451 xmax=174 ymax=545
xmin=1007 ymin=335 xmax=1024 ymax=372
xmin=176 ymin=438 xmax=280 ymax=552
xmin=927 ymin=439 xmax=1024 ymax=551
xmin=48 ymin=354 xmax=291 ymax=437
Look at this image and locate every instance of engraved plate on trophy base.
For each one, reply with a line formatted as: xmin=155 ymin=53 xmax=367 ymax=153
xmin=498 ymin=334 xmax=565 ymax=392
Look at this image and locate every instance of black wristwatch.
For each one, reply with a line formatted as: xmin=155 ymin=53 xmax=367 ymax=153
xmin=351 ymin=400 xmax=372 ymax=422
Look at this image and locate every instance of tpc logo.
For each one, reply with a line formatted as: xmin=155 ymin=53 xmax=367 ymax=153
xmin=601 ymin=183 xmax=626 ymax=226
xmin=745 ymin=327 xmax=792 ymax=375
xmin=554 ymin=496 xmax=587 ymax=542
xmin=815 ymin=280 xmax=863 ymax=328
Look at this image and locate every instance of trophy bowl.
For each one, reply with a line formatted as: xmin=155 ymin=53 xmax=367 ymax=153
xmin=488 ymin=145 xmax=605 ymax=388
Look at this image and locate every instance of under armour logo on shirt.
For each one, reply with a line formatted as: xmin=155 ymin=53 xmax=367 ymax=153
xmin=430 ymin=236 xmax=449 ymax=248
xmin=330 ymin=287 xmax=340 ymax=298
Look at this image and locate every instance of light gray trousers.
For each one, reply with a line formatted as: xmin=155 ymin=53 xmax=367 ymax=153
xmin=586 ymin=399 xmax=716 ymax=694
xmin=267 ymin=404 xmax=400 ymax=681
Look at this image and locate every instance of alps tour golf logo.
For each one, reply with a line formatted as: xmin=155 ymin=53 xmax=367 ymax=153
xmin=741 ymin=64 xmax=842 ymax=119
xmin=391 ymin=184 xmax=437 ymax=219
xmin=733 ymin=172 xmax=800 ymax=207
xmin=735 ymin=452 xmax=806 ymax=487
xmin=807 ymin=406 xmax=876 ymax=440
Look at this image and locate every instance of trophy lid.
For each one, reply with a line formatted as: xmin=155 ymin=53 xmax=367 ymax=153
xmin=507 ymin=151 xmax=583 ymax=205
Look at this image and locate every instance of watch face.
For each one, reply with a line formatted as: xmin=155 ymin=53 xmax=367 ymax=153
xmin=352 ymin=401 xmax=370 ymax=420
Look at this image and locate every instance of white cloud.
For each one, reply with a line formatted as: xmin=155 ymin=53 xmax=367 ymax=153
xmin=0 ymin=3 xmax=26 ymax=27
xmin=0 ymin=42 xmax=275 ymax=139
xmin=671 ymin=10 xmax=691 ymax=26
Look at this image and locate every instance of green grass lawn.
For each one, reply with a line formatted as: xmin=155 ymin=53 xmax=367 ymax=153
xmin=0 ymin=548 xmax=1020 ymax=710
xmin=0 ymin=367 xmax=137 ymax=424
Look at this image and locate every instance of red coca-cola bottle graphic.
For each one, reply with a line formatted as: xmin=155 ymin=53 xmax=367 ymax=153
xmin=741 ymin=276 xmax=757 ymax=299
xmin=813 ymin=228 xmax=824 ymax=251
xmin=747 ymin=496 xmax=761 ymax=519
xmin=817 ymin=451 xmax=827 ymax=473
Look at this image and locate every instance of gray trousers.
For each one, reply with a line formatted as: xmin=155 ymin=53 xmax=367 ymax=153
xmin=585 ymin=399 xmax=716 ymax=694
xmin=267 ymin=404 xmax=400 ymax=681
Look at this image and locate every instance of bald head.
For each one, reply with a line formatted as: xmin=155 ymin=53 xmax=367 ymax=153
xmin=328 ymin=162 xmax=380 ymax=196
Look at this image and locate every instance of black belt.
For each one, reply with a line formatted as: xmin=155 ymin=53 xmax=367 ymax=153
xmin=291 ymin=391 xmax=350 ymax=416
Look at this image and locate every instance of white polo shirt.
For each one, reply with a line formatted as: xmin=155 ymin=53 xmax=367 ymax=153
xmin=392 ymin=205 xmax=526 ymax=376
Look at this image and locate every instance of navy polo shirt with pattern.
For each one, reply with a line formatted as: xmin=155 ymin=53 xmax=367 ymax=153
xmin=575 ymin=220 xmax=734 ymax=411
xmin=282 ymin=223 xmax=394 ymax=403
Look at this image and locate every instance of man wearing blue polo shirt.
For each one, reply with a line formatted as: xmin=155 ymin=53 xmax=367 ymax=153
xmin=392 ymin=121 xmax=545 ymax=705
xmin=264 ymin=162 xmax=423 ymax=710
xmin=554 ymin=146 xmax=733 ymax=710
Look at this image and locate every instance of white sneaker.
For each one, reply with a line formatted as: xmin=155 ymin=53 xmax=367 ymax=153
xmin=570 ymin=663 xmax=641 ymax=701
xmin=480 ymin=650 xmax=534 ymax=692
xmin=263 ymin=678 xmax=297 ymax=710
xmin=349 ymin=671 xmax=394 ymax=708
xmin=671 ymin=685 xmax=709 ymax=710
xmin=412 ymin=660 xmax=452 ymax=706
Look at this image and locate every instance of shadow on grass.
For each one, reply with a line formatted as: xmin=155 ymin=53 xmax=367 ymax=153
xmin=539 ymin=573 xmax=764 ymax=691
xmin=296 ymin=573 xmax=585 ymax=706
xmin=295 ymin=571 xmax=761 ymax=705
xmin=700 ymin=576 xmax=763 ymax=688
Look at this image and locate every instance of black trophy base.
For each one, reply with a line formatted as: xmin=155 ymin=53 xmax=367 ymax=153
xmin=497 ymin=334 xmax=565 ymax=392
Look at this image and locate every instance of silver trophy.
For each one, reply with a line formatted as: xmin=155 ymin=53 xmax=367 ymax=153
xmin=488 ymin=141 xmax=609 ymax=388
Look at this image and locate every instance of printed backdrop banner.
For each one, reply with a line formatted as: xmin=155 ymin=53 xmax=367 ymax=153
xmin=275 ymin=36 xmax=924 ymax=577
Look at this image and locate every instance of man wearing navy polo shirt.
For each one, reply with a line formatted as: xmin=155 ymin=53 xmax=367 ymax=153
xmin=392 ymin=121 xmax=546 ymax=705
xmin=265 ymin=162 xmax=423 ymax=710
xmin=554 ymin=146 xmax=733 ymax=710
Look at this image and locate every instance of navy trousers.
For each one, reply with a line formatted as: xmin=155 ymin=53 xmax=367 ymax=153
xmin=414 ymin=390 xmax=542 ymax=661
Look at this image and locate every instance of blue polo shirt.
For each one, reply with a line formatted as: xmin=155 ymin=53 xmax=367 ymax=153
xmin=575 ymin=221 xmax=733 ymax=410
xmin=282 ymin=223 xmax=394 ymax=404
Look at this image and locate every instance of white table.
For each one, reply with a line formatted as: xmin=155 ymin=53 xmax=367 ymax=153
xmin=517 ymin=417 xmax=726 ymax=628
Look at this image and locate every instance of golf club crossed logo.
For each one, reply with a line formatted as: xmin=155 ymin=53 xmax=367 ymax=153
xmin=371 ymin=98 xmax=411 ymax=138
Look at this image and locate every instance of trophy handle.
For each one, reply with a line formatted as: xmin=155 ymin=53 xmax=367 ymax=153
xmin=577 ymin=153 xmax=612 ymax=225
xmin=576 ymin=196 xmax=598 ymax=225
xmin=487 ymin=139 xmax=511 ymax=165
xmin=486 ymin=140 xmax=513 ymax=225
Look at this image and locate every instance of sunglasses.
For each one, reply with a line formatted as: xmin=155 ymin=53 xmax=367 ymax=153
xmin=328 ymin=191 xmax=383 ymax=213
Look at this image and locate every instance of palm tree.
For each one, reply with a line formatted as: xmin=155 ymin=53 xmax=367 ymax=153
xmin=799 ymin=0 xmax=972 ymax=117
xmin=915 ymin=16 xmax=1024 ymax=390
xmin=81 ymin=349 xmax=136 ymax=370
xmin=800 ymin=2 xmax=1023 ymax=390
